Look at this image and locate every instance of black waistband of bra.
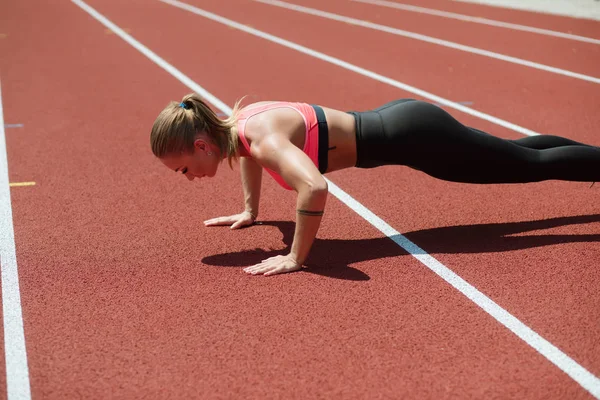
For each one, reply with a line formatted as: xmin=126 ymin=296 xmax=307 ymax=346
xmin=311 ymin=104 xmax=329 ymax=174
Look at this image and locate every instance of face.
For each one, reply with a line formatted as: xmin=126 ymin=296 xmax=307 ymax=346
xmin=160 ymin=137 xmax=221 ymax=182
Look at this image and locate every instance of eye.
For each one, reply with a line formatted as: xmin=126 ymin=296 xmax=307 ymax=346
xmin=181 ymin=167 xmax=188 ymax=174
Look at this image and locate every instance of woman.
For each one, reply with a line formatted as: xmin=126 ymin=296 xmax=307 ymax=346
xmin=151 ymin=93 xmax=600 ymax=276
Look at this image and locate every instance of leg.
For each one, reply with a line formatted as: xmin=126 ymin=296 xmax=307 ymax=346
xmin=510 ymin=134 xmax=596 ymax=150
xmin=361 ymin=100 xmax=600 ymax=183
xmin=469 ymin=127 xmax=596 ymax=150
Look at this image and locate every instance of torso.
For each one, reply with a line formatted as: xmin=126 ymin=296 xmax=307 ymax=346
xmin=238 ymin=101 xmax=357 ymax=173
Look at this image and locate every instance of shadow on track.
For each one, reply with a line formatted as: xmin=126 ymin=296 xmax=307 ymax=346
xmin=202 ymin=214 xmax=600 ymax=281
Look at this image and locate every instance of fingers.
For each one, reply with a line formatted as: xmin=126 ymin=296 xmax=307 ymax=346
xmin=244 ymin=263 xmax=282 ymax=276
xmin=263 ymin=268 xmax=285 ymax=277
xmin=243 ymin=256 xmax=301 ymax=276
xmin=204 ymin=217 xmax=234 ymax=227
xmin=204 ymin=213 xmax=254 ymax=228
xmin=243 ymin=257 xmax=277 ymax=275
xmin=230 ymin=221 xmax=243 ymax=230
xmin=230 ymin=219 xmax=249 ymax=230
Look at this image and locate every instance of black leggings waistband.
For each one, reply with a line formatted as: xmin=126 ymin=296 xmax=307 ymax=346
xmin=311 ymin=104 xmax=329 ymax=174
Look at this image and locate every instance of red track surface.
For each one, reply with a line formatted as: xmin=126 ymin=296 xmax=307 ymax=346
xmin=0 ymin=0 xmax=599 ymax=398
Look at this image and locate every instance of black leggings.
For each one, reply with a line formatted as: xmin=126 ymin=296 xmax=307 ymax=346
xmin=347 ymin=99 xmax=600 ymax=184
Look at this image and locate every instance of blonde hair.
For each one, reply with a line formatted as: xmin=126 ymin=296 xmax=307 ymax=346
xmin=150 ymin=93 xmax=246 ymax=168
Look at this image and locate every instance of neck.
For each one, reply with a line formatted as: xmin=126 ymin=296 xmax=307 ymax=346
xmin=230 ymin=125 xmax=251 ymax=158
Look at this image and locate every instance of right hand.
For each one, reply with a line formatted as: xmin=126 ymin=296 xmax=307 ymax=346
xmin=203 ymin=211 xmax=256 ymax=230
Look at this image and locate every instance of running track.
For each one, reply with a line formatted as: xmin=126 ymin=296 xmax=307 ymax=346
xmin=0 ymin=0 xmax=599 ymax=398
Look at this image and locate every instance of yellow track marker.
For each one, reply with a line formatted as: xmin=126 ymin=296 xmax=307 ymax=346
xmin=9 ymin=182 xmax=36 ymax=187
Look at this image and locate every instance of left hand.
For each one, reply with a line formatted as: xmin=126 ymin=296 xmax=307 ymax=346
xmin=243 ymin=254 xmax=304 ymax=276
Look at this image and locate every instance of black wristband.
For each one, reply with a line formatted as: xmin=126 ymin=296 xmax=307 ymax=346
xmin=297 ymin=209 xmax=324 ymax=216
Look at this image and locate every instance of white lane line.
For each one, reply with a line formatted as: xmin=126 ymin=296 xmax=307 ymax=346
xmin=159 ymin=0 xmax=540 ymax=137
xmin=253 ymin=0 xmax=600 ymax=85
xmin=72 ymin=2 xmax=600 ymax=398
xmin=0 ymin=83 xmax=32 ymax=399
xmin=351 ymin=0 xmax=600 ymax=44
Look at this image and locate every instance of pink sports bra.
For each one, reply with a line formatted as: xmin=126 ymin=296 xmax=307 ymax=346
xmin=236 ymin=101 xmax=321 ymax=190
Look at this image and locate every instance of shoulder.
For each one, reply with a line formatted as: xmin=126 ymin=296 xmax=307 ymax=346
xmin=243 ymin=104 xmax=304 ymax=149
xmin=239 ymin=101 xmax=279 ymax=114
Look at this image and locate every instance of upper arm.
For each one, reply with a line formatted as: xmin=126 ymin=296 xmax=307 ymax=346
xmin=240 ymin=155 xmax=263 ymax=191
xmin=240 ymin=154 xmax=263 ymax=177
xmin=253 ymin=133 xmax=327 ymax=193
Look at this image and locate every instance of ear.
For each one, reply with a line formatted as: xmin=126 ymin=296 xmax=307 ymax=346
xmin=193 ymin=138 xmax=209 ymax=152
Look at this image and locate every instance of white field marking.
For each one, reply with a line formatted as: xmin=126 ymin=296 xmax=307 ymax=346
xmin=72 ymin=2 xmax=600 ymax=397
xmin=254 ymin=0 xmax=600 ymax=85
xmin=0 ymin=83 xmax=32 ymax=399
xmin=160 ymin=0 xmax=540 ymax=137
xmin=352 ymin=0 xmax=600 ymax=44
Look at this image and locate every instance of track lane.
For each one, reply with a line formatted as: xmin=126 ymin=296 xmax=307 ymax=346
xmin=79 ymin=0 xmax=600 ymax=398
xmin=178 ymin=0 xmax=600 ymax=379
xmin=285 ymin=0 xmax=600 ymax=78
xmin=327 ymin=165 xmax=600 ymax=376
xmin=359 ymin=0 xmax=600 ymax=38
xmin=2 ymin=2 xmax=35 ymax=398
xmin=0 ymin=0 xmax=300 ymax=397
xmin=172 ymin=0 xmax=600 ymax=146
xmin=179 ymin=0 xmax=600 ymax=381
xmin=0 ymin=0 xmax=597 ymax=397
xmin=159 ymin=0 xmax=593 ymax=382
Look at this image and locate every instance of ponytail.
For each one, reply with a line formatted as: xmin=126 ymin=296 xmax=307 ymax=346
xmin=150 ymin=93 xmax=246 ymax=169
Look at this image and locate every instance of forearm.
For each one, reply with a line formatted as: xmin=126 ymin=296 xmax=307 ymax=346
xmin=290 ymin=184 xmax=328 ymax=265
xmin=240 ymin=157 xmax=263 ymax=217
